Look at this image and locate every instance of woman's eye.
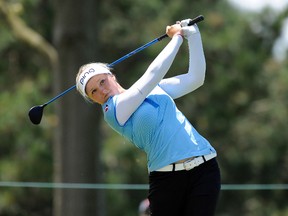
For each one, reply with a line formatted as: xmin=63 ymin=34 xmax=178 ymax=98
xmin=100 ymin=79 xmax=105 ymax=85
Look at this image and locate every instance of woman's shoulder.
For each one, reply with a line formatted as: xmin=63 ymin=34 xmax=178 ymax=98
xmin=102 ymin=96 xmax=117 ymax=115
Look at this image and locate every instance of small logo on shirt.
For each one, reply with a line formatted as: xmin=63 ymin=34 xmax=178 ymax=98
xmin=104 ymin=105 xmax=109 ymax=112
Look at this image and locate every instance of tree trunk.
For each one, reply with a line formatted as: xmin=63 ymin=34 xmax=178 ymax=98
xmin=52 ymin=0 xmax=105 ymax=215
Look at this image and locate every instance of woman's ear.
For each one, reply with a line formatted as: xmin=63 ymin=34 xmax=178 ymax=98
xmin=110 ymin=74 xmax=117 ymax=81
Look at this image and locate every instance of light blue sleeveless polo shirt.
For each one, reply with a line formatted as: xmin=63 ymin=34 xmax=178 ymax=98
xmin=102 ymin=85 xmax=216 ymax=172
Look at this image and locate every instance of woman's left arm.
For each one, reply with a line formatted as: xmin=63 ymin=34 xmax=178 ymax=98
xmin=115 ymin=32 xmax=183 ymax=125
xmin=159 ymin=24 xmax=206 ymax=99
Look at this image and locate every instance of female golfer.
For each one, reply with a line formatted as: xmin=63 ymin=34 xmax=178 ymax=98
xmin=76 ymin=19 xmax=220 ymax=216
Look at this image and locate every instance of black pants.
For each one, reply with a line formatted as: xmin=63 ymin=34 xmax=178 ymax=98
xmin=148 ymin=158 xmax=221 ymax=216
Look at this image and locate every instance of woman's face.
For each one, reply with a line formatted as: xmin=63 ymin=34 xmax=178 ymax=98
xmin=85 ymin=74 xmax=120 ymax=104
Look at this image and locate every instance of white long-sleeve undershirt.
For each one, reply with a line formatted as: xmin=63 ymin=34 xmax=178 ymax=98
xmin=159 ymin=31 xmax=206 ymax=99
xmin=115 ymin=29 xmax=206 ymax=126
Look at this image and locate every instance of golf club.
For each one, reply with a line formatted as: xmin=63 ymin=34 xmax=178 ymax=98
xmin=28 ymin=15 xmax=204 ymax=125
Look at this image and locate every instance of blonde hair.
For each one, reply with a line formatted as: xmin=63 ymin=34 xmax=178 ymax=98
xmin=76 ymin=62 xmax=112 ymax=103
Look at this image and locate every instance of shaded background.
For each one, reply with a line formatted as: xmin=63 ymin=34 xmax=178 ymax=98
xmin=0 ymin=0 xmax=287 ymax=215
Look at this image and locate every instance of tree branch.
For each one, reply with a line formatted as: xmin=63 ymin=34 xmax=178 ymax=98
xmin=0 ymin=0 xmax=58 ymax=66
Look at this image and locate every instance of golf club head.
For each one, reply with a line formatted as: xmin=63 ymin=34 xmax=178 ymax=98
xmin=28 ymin=105 xmax=44 ymax=125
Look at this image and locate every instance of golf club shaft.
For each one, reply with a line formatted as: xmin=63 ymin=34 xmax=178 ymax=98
xmin=44 ymin=15 xmax=204 ymax=106
xmin=43 ymin=36 xmax=166 ymax=106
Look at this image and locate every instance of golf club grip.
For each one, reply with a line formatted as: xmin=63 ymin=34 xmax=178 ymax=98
xmin=188 ymin=15 xmax=204 ymax=26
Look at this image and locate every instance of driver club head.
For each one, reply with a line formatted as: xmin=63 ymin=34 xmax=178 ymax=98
xmin=28 ymin=105 xmax=45 ymax=125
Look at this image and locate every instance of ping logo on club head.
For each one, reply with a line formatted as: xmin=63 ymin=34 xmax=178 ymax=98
xmin=80 ymin=68 xmax=95 ymax=85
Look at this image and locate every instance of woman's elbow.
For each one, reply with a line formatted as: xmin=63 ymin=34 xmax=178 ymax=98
xmin=195 ymin=76 xmax=205 ymax=89
xmin=195 ymin=72 xmax=206 ymax=91
xmin=195 ymin=62 xmax=206 ymax=87
xmin=187 ymin=74 xmax=205 ymax=92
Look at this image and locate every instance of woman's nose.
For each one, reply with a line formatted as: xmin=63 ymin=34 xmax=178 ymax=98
xmin=101 ymin=87 xmax=108 ymax=95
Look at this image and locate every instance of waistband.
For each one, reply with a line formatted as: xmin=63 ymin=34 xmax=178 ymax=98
xmin=156 ymin=152 xmax=217 ymax=172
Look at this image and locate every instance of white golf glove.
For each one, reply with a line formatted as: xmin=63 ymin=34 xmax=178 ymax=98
xmin=180 ymin=19 xmax=192 ymax=27
xmin=182 ymin=25 xmax=199 ymax=38
xmin=178 ymin=18 xmax=199 ymax=39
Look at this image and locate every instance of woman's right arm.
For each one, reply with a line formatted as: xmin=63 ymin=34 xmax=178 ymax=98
xmin=159 ymin=24 xmax=206 ymax=99
xmin=115 ymin=28 xmax=183 ymax=125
